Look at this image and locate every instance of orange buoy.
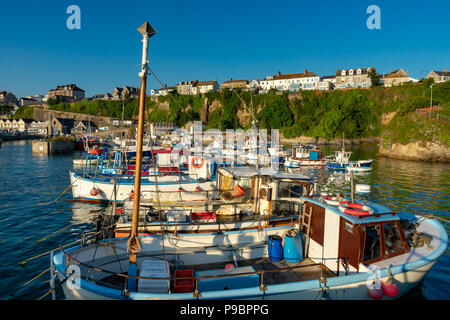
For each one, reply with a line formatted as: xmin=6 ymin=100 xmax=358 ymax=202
xmin=195 ymin=186 xmax=202 ymax=192
xmin=90 ymin=188 xmax=99 ymax=196
xmin=129 ymin=191 xmax=134 ymax=199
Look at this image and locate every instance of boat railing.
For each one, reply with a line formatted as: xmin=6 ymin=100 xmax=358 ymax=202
xmin=58 ymin=230 xmax=326 ymax=295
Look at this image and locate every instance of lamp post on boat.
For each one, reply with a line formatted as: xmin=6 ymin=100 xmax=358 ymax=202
xmin=127 ymin=22 xmax=156 ymax=282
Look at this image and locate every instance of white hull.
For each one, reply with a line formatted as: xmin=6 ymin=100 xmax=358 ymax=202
xmin=57 ymin=261 xmax=436 ymax=300
xmin=70 ymin=171 xmax=218 ymax=203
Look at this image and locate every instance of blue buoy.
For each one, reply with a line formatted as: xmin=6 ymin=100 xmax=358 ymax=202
xmin=268 ymin=235 xmax=283 ymax=262
xmin=283 ymin=229 xmax=303 ymax=263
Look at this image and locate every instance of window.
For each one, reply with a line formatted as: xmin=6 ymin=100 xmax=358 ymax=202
xmin=349 ymin=70 xmax=354 ymax=75
xmin=278 ymin=181 xmax=307 ymax=198
xmin=384 ymin=223 xmax=404 ymax=255
xmin=357 ymin=69 xmax=361 ymax=75
xmin=341 ymin=70 xmax=346 ymax=76
xmin=363 ymin=225 xmax=381 ymax=262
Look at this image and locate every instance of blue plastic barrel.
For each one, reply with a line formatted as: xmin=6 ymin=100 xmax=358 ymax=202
xmin=268 ymin=235 xmax=283 ymax=262
xmin=283 ymin=229 xmax=303 ymax=263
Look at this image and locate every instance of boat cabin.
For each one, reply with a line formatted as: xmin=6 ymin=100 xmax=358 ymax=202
xmin=291 ymin=144 xmax=322 ymax=161
xmin=217 ymin=166 xmax=314 ymax=217
xmin=300 ymin=197 xmax=410 ymax=275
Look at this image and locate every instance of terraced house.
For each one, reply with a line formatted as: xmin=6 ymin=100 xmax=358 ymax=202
xmin=191 ymin=79 xmax=219 ymax=94
xmin=426 ymin=69 xmax=450 ymax=83
xmin=259 ymin=70 xmax=320 ymax=92
xmin=335 ymin=67 xmax=374 ymax=89
xmin=177 ymin=80 xmax=198 ymax=95
xmin=221 ymin=78 xmax=249 ymax=89
xmin=381 ymin=68 xmax=418 ymax=87
xmin=47 ymin=84 xmax=85 ymax=102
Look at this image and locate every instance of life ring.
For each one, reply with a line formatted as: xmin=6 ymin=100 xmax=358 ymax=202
xmin=191 ymin=157 xmax=204 ymax=169
xmin=338 ymin=202 xmax=374 ymax=216
xmin=321 ymin=194 xmax=341 ymax=206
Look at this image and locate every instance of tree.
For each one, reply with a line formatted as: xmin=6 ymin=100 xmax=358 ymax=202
xmin=46 ymin=98 xmax=58 ymax=106
xmin=368 ymin=68 xmax=381 ymax=87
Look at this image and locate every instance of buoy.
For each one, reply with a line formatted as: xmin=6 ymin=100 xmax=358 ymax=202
xmin=195 ymin=186 xmax=202 ymax=192
xmin=129 ymin=191 xmax=134 ymax=199
xmin=90 ymin=188 xmax=99 ymax=196
xmin=178 ymin=187 xmax=184 ymax=192
xmin=355 ymin=184 xmax=371 ymax=194
xmin=115 ymin=208 xmax=124 ymax=215
xmin=381 ymin=273 xmax=399 ymax=298
xmin=368 ymin=284 xmax=384 ymax=300
xmin=225 ymin=263 xmax=235 ymax=269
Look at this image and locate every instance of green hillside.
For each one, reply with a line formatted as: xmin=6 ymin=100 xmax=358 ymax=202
xmin=46 ymin=79 xmax=450 ymax=146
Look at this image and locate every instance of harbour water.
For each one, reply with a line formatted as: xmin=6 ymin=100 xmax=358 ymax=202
xmin=0 ymin=140 xmax=448 ymax=300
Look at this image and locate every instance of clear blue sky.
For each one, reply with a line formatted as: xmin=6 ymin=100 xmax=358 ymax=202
xmin=1 ymin=0 xmax=449 ymax=98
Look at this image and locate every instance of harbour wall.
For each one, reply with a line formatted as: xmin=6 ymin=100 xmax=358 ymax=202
xmin=32 ymin=140 xmax=75 ymax=155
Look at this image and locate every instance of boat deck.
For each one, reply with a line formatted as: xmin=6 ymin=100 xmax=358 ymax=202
xmin=97 ymin=257 xmax=336 ymax=291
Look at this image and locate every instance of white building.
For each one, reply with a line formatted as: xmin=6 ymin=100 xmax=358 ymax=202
xmin=317 ymin=75 xmax=336 ymax=91
xmin=260 ymin=70 xmax=320 ymax=92
xmin=150 ymin=89 xmax=160 ymax=96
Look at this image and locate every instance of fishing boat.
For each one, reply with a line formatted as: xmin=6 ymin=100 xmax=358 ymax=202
xmin=346 ymin=163 xmax=373 ymax=173
xmin=285 ymin=144 xmax=326 ymax=167
xmin=51 ymin=21 xmax=447 ymax=301
xmin=53 ymin=184 xmax=447 ymax=300
xmin=326 ymin=141 xmax=373 ymax=171
xmin=69 ymin=155 xmax=219 ymax=203
xmin=114 ymin=166 xmax=314 ymax=236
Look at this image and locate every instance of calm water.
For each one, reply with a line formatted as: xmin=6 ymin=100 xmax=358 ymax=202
xmin=0 ymin=141 xmax=448 ymax=300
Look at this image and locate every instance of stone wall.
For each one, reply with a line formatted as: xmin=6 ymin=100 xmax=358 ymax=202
xmin=378 ymin=141 xmax=450 ymax=162
xmin=32 ymin=140 xmax=75 ymax=155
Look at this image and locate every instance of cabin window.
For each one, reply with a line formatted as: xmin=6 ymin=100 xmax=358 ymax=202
xmin=278 ymin=181 xmax=306 ymax=198
xmin=363 ymin=225 xmax=381 ymax=262
xmin=384 ymin=223 xmax=404 ymax=255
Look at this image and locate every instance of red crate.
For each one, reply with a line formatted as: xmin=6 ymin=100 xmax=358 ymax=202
xmin=191 ymin=212 xmax=216 ymax=221
xmin=174 ymin=269 xmax=195 ymax=293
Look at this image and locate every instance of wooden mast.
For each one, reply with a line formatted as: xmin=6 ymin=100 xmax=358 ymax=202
xmin=127 ymin=22 xmax=156 ymax=274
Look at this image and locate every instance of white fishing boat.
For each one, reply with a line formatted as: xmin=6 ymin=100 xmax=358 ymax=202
xmin=346 ymin=164 xmax=373 ymax=173
xmin=69 ymin=155 xmax=219 ymax=203
xmin=114 ymin=166 xmax=314 ymax=236
xmin=53 ymin=191 xmax=447 ymax=300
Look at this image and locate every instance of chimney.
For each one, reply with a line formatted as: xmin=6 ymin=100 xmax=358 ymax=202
xmin=304 ymin=69 xmax=307 ymax=74
xmin=406 ymin=70 xmax=409 ymax=76
xmin=230 ymin=78 xmax=232 ymax=81
xmin=444 ymin=68 xmax=448 ymax=73
xmin=277 ymin=71 xmax=281 ymax=76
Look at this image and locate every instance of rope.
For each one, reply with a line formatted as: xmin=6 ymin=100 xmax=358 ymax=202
xmin=38 ymin=270 xmax=75 ymax=300
xmin=9 ymin=266 xmax=51 ymax=297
